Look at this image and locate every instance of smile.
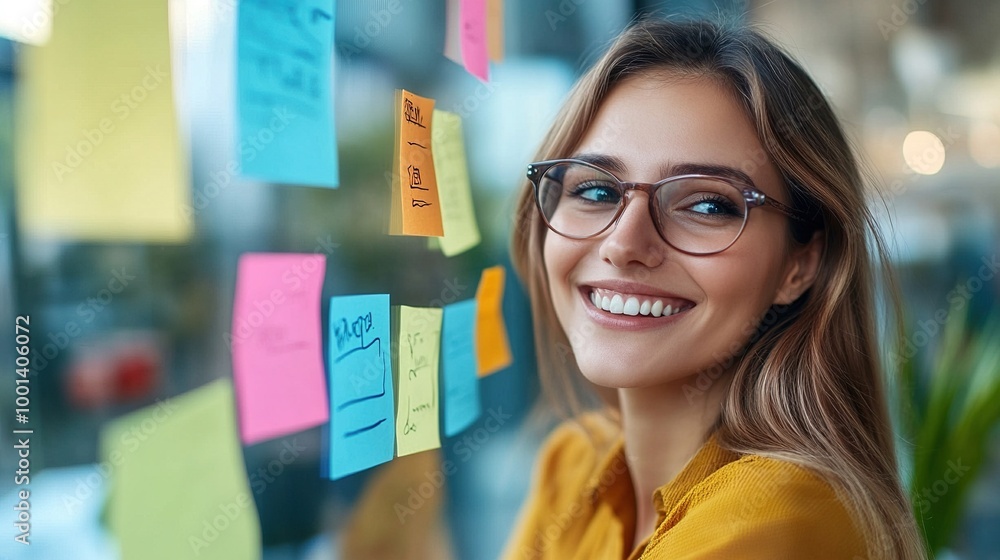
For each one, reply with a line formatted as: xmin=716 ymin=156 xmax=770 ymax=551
xmin=587 ymin=287 xmax=693 ymax=317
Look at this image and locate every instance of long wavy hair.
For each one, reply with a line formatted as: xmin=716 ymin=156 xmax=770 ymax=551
xmin=510 ymin=18 xmax=925 ymax=560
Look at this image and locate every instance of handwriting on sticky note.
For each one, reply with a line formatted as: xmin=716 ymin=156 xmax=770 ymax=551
xmin=432 ymin=110 xmax=481 ymax=257
xmin=231 ymin=253 xmax=329 ymax=444
xmin=442 ymin=299 xmax=481 ymax=437
xmin=476 ymin=265 xmax=513 ymax=377
xmin=327 ymin=294 xmax=395 ymax=479
xmin=237 ymin=0 xmax=338 ymax=187
xmin=396 ymin=306 xmax=443 ymax=456
xmin=460 ymin=0 xmax=489 ymax=81
xmin=391 ymin=90 xmax=443 ymax=236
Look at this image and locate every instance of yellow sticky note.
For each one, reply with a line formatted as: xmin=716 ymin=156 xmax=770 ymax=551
xmin=100 ymin=379 xmax=261 ymax=559
xmin=431 ymin=110 xmax=481 ymax=257
xmin=395 ymin=306 xmax=443 ymax=456
xmin=476 ymin=266 xmax=513 ymax=377
xmin=15 ymin=0 xmax=191 ymax=242
xmin=390 ymin=90 xmax=444 ymax=237
xmin=487 ymin=0 xmax=504 ymax=62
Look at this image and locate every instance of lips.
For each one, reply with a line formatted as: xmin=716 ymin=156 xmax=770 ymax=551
xmin=583 ymin=286 xmax=694 ymax=318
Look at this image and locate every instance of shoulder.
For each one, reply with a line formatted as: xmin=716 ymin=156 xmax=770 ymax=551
xmin=647 ymin=453 xmax=868 ymax=559
xmin=532 ymin=412 xmax=619 ymax=487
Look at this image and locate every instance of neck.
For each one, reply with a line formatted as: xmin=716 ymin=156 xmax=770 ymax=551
xmin=620 ymin=372 xmax=732 ymax=551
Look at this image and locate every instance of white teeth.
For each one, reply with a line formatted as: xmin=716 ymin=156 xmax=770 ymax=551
xmin=623 ymin=297 xmax=640 ymax=316
xmin=588 ymin=289 xmax=688 ymax=317
xmin=650 ymin=300 xmax=664 ymax=317
xmin=609 ymin=294 xmax=624 ymax=313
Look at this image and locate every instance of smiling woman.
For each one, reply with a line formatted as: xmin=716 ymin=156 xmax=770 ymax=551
xmin=505 ymin=18 xmax=926 ymax=560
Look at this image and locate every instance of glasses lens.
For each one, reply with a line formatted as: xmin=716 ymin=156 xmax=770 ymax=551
xmin=654 ymin=177 xmax=749 ymax=254
xmin=536 ymin=162 xmax=621 ymax=238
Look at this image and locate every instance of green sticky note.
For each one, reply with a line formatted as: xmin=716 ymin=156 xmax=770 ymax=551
xmin=395 ymin=306 xmax=443 ymax=456
xmin=101 ymin=379 xmax=261 ymax=559
xmin=432 ymin=110 xmax=481 ymax=256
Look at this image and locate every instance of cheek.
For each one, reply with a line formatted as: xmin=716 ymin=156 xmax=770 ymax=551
xmin=543 ymin=235 xmax=586 ymax=318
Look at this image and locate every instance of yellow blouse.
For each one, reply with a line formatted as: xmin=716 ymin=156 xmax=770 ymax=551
xmin=502 ymin=416 xmax=868 ymax=559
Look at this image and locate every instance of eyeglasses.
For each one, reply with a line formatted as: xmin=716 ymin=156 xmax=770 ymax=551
xmin=526 ymin=159 xmax=812 ymax=255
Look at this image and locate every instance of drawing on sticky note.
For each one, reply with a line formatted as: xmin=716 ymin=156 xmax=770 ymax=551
xmin=390 ymin=90 xmax=444 ymax=236
xmin=327 ymin=294 xmax=395 ymax=479
xmin=395 ymin=306 xmax=443 ymax=456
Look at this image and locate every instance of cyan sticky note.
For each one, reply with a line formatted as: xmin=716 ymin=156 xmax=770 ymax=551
xmin=327 ymin=294 xmax=395 ymax=479
xmin=237 ymin=0 xmax=339 ymax=187
xmin=442 ymin=299 xmax=481 ymax=437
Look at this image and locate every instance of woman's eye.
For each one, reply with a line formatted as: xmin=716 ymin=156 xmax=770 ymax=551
xmin=686 ymin=196 xmax=741 ymax=216
xmin=569 ymin=182 xmax=620 ymax=203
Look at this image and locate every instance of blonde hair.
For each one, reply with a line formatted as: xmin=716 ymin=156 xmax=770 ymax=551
xmin=510 ymin=18 xmax=925 ymax=560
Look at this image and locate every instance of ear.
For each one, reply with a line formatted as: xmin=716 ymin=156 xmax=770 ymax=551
xmin=773 ymin=231 xmax=823 ymax=306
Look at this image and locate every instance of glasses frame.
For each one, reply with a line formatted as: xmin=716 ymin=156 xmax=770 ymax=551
xmin=526 ymin=158 xmax=814 ymax=255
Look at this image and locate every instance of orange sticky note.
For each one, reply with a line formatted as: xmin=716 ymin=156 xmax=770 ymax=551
xmin=390 ymin=89 xmax=444 ymax=237
xmin=476 ymin=265 xmax=513 ymax=377
xmin=487 ymin=0 xmax=504 ymax=63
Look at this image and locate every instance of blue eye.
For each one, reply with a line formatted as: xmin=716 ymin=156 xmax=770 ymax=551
xmin=568 ymin=182 xmax=620 ymax=204
xmin=688 ymin=195 xmax=742 ymax=217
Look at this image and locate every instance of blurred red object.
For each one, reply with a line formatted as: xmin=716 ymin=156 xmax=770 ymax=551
xmin=65 ymin=334 xmax=162 ymax=408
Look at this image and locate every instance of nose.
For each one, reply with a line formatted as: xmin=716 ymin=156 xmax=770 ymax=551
xmin=598 ymin=190 xmax=665 ymax=269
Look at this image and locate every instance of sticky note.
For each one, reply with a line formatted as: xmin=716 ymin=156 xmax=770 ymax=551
xmin=390 ymin=90 xmax=444 ymax=237
xmin=101 ymin=379 xmax=261 ymax=560
xmin=431 ymin=110 xmax=481 ymax=257
xmin=0 ymin=0 xmax=52 ymax=44
xmin=231 ymin=253 xmax=329 ymax=444
xmin=15 ymin=0 xmax=192 ymax=242
xmin=395 ymin=306 xmax=443 ymax=456
xmin=237 ymin=0 xmax=339 ymax=187
xmin=327 ymin=294 xmax=395 ymax=479
xmin=460 ymin=0 xmax=489 ymax=81
xmin=442 ymin=299 xmax=481 ymax=437
xmin=476 ymin=266 xmax=513 ymax=377
xmin=487 ymin=0 xmax=504 ymax=62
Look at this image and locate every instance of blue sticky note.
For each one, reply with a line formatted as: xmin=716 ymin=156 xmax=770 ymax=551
xmin=237 ymin=0 xmax=339 ymax=187
xmin=442 ymin=299 xmax=481 ymax=437
xmin=327 ymin=294 xmax=395 ymax=478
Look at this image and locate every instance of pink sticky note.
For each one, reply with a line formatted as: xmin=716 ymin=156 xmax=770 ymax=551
xmin=231 ymin=253 xmax=329 ymax=444
xmin=460 ymin=0 xmax=489 ymax=82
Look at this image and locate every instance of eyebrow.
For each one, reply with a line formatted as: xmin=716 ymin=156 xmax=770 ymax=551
xmin=570 ymin=152 xmax=759 ymax=188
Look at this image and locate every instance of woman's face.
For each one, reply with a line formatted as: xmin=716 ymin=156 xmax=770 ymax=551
xmin=543 ymin=73 xmax=819 ymax=389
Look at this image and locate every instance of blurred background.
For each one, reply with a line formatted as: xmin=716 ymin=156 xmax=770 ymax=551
xmin=0 ymin=0 xmax=998 ymax=559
